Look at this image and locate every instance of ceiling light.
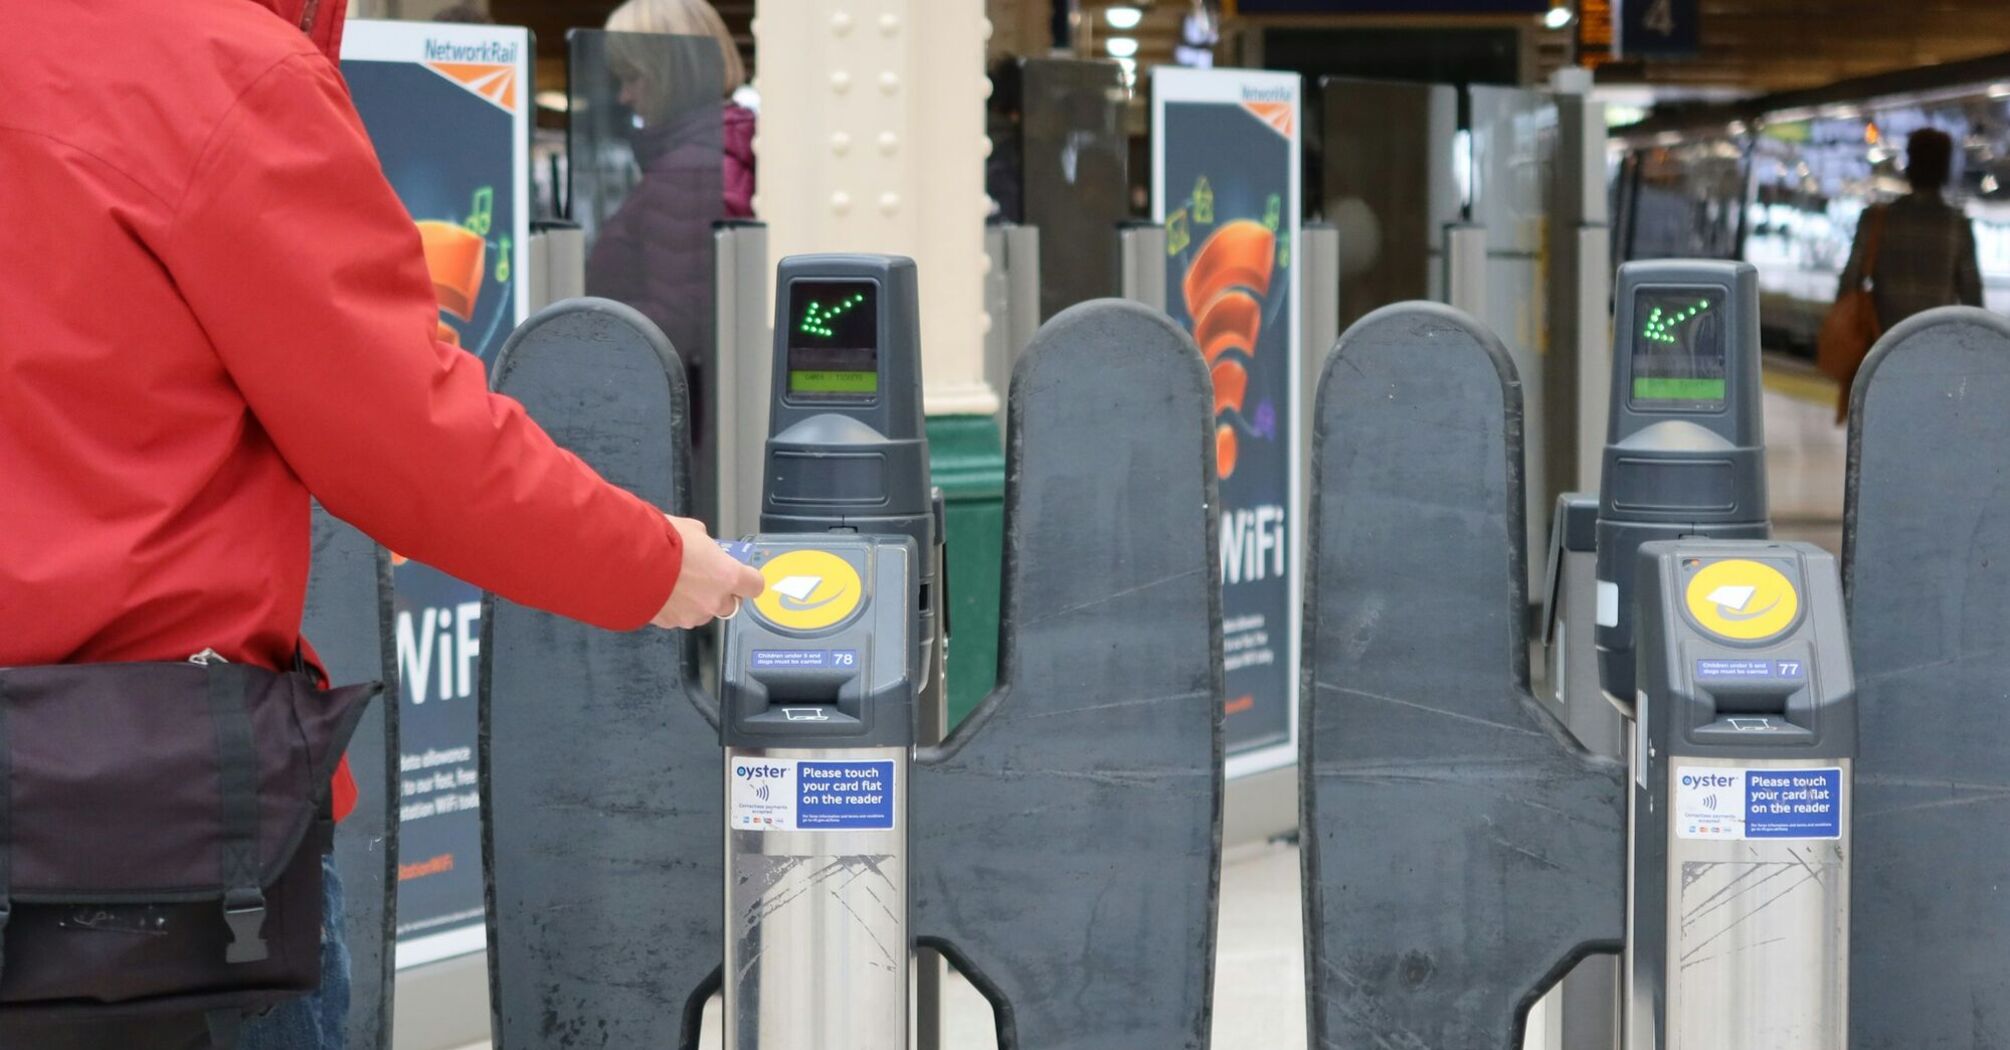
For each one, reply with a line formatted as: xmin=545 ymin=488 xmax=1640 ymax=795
xmin=1105 ymin=5 xmax=1144 ymax=30
xmin=534 ymin=90 xmax=569 ymax=112
xmin=1105 ymin=36 xmax=1140 ymax=58
xmin=1543 ymin=5 xmax=1574 ymax=30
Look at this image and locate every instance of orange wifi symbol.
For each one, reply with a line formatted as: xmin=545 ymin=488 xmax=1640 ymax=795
xmin=417 ymin=220 xmax=487 ymax=348
xmin=1182 ymin=220 xmax=1276 ymax=479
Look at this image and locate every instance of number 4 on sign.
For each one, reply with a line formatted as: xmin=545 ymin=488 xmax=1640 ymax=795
xmin=1645 ymin=0 xmax=1675 ymax=36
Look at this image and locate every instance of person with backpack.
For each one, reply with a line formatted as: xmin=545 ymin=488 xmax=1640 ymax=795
xmin=1822 ymin=127 xmax=1986 ymax=421
xmin=0 ymin=1 xmax=762 ymax=1047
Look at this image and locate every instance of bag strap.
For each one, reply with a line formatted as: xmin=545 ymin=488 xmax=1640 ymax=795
xmin=1862 ymin=204 xmax=1888 ymax=285
xmin=207 ymin=663 xmax=269 ymax=965
xmin=0 ymin=678 xmax=12 ymax=983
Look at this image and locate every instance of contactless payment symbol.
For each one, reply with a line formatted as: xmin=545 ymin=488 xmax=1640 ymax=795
xmin=1685 ymin=559 xmax=1799 ymax=641
xmin=754 ymin=549 xmax=864 ymax=632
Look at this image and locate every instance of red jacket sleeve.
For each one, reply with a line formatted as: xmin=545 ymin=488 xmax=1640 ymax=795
xmin=161 ymin=55 xmax=681 ymax=631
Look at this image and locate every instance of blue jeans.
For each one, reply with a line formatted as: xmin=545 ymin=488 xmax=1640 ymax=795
xmin=240 ymin=855 xmax=350 ymax=1050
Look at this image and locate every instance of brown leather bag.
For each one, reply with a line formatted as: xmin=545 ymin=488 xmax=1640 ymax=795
xmin=1817 ymin=205 xmax=1887 ymax=421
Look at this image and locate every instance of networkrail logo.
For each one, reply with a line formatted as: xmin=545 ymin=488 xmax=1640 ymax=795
xmin=423 ymin=38 xmax=520 ymax=64
xmin=421 ymin=38 xmax=521 ymax=111
xmin=1238 ymin=86 xmax=1296 ymax=138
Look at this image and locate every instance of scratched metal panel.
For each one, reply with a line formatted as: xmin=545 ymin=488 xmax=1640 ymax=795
xmin=1845 ymin=307 xmax=2010 ymax=1050
xmin=1300 ymin=302 xmax=1626 ymax=1050
xmin=481 ymin=299 xmax=721 ymax=1049
xmin=304 ymin=505 xmax=399 ymax=1050
xmin=912 ymin=299 xmax=1225 ymax=1050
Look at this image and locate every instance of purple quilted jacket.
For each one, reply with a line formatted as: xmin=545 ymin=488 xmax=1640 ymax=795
xmin=586 ymin=102 xmax=756 ymax=472
xmin=587 ymin=101 xmax=756 ymax=360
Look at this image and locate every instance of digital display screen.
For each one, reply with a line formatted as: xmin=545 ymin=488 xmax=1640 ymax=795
xmin=1631 ymin=289 xmax=1726 ymax=409
xmin=787 ymin=280 xmax=879 ymax=401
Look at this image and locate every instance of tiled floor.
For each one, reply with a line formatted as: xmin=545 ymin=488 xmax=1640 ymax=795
xmin=1761 ymin=359 xmax=1849 ymax=553
xmin=931 ymin=839 xmax=1307 ymax=1049
xmin=449 ymin=370 xmax=1848 ymax=1050
xmin=450 ymin=839 xmax=1306 ymax=1050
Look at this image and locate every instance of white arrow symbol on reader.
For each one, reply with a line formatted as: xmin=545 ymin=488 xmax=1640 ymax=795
xmin=1706 ymin=584 xmax=1757 ymax=612
xmin=773 ymin=576 xmax=822 ymax=602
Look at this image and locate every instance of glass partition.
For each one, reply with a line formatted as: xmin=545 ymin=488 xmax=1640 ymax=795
xmin=568 ymin=29 xmax=729 ymax=524
xmin=1468 ymin=85 xmax=1560 ymax=594
xmin=1319 ymin=77 xmax=1461 ymax=328
xmin=1019 ymin=58 xmax=1131 ymax=320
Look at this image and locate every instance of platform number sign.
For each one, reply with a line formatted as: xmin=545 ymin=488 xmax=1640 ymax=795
xmin=1618 ymin=0 xmax=1699 ymax=57
xmin=1642 ymin=0 xmax=1674 ymax=35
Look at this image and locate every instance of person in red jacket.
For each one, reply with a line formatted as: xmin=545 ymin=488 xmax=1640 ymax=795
xmin=0 ymin=0 xmax=761 ymax=1046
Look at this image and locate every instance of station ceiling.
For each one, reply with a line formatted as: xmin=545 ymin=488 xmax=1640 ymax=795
xmin=483 ymin=0 xmax=2008 ymax=98
xmin=1590 ymin=0 xmax=2010 ymax=92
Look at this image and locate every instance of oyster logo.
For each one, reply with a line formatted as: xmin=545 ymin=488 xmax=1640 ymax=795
xmin=1685 ymin=559 xmax=1799 ymax=642
xmin=754 ymin=550 xmax=865 ymax=631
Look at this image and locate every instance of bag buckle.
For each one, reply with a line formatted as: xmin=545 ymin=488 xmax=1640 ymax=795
xmin=222 ymin=888 xmax=268 ymax=964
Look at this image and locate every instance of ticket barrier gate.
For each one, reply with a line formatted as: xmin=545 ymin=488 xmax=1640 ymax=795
xmin=1845 ymin=308 xmax=2010 ymax=1048
xmin=718 ymin=255 xmax=932 ymax=1047
xmin=1597 ymin=264 xmax=1852 ymax=1048
xmin=1627 ymin=540 xmax=1853 ymax=1050
xmin=1301 ymin=301 xmax=1626 ymax=1049
xmin=480 ymin=274 xmax=1223 ymax=1048
xmin=1304 ymin=281 xmax=2010 ymax=1049
xmin=1298 ymin=291 xmax=1850 ymax=1048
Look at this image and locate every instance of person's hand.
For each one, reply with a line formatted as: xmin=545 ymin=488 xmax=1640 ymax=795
xmin=652 ymin=515 xmax=765 ymax=629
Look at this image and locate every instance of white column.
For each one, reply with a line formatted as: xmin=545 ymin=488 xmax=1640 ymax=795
xmin=754 ymin=0 xmax=999 ymax=417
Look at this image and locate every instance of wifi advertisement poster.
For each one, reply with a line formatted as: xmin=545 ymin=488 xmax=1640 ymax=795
xmin=1152 ymin=68 xmax=1302 ymax=775
xmin=342 ymin=20 xmax=531 ymax=967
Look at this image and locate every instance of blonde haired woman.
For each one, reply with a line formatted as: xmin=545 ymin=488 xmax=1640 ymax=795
xmin=602 ymin=0 xmax=753 ymax=215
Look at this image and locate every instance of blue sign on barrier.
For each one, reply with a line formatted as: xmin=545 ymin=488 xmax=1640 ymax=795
xmin=732 ymin=759 xmax=895 ymax=832
xmin=1677 ymin=766 xmax=1842 ymax=840
xmin=1745 ymin=769 xmax=1842 ymax=839
xmin=1695 ymin=658 xmax=1807 ymax=682
xmin=797 ymin=761 xmax=896 ymax=830
xmin=752 ymin=649 xmax=858 ymax=671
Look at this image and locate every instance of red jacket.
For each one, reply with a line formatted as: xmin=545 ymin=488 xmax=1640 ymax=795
xmin=0 ymin=2 xmax=684 ymax=816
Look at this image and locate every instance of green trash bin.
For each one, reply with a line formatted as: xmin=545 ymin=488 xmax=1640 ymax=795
xmin=927 ymin=414 xmax=1005 ymax=728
